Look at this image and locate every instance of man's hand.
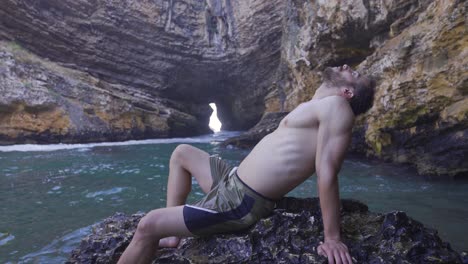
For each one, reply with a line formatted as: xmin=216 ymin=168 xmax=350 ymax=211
xmin=317 ymin=239 xmax=353 ymax=264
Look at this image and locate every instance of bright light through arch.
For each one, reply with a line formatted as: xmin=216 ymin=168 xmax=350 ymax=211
xmin=209 ymin=103 xmax=222 ymax=133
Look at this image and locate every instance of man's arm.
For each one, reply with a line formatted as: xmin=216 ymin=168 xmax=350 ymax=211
xmin=315 ymin=99 xmax=354 ymax=263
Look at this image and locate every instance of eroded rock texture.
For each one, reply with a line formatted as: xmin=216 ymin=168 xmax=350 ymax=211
xmin=0 ymin=42 xmax=211 ymax=143
xmin=0 ymin=0 xmax=284 ymax=143
xmin=0 ymin=0 xmax=467 ymax=177
xmin=67 ymin=197 xmax=466 ymax=264
xmin=232 ymin=0 xmax=468 ymax=177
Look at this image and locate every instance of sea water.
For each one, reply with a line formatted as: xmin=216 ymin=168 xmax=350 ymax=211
xmin=0 ymin=131 xmax=467 ymax=263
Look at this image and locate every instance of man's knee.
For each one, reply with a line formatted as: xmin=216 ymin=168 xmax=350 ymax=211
xmin=170 ymin=144 xmax=193 ymax=165
xmin=135 ymin=209 xmax=164 ymax=240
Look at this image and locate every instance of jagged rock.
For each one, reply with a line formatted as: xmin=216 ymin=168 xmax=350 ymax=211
xmin=0 ymin=43 xmax=211 ymax=144
xmin=354 ymin=1 xmax=468 ymax=178
xmin=264 ymin=0 xmax=467 ymax=177
xmin=68 ymin=197 xmax=466 ymax=264
xmin=0 ymin=0 xmax=285 ymax=134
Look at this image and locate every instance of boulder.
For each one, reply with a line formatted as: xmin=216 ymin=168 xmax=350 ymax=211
xmin=68 ymin=197 xmax=466 ymax=264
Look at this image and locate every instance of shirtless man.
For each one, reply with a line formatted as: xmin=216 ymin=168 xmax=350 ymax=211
xmin=118 ymin=64 xmax=375 ymax=264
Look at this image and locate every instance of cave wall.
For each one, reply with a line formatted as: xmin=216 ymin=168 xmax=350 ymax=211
xmin=0 ymin=0 xmax=284 ymax=142
xmin=0 ymin=0 xmax=466 ymax=177
xmin=0 ymin=41 xmax=212 ymax=144
xmin=264 ymin=0 xmax=467 ymax=177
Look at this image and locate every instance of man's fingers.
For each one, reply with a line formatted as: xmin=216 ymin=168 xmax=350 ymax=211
xmin=317 ymin=244 xmax=326 ymax=256
xmin=334 ymin=250 xmax=342 ymax=264
xmin=319 ymin=246 xmax=333 ymax=264
xmin=317 ymin=243 xmax=327 ymax=255
xmin=327 ymin=253 xmax=334 ymax=264
xmin=339 ymin=251 xmax=348 ymax=264
xmin=317 ymin=245 xmax=323 ymax=255
xmin=317 ymin=242 xmax=354 ymax=264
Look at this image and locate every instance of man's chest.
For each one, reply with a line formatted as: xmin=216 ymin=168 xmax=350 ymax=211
xmin=279 ymin=102 xmax=319 ymax=129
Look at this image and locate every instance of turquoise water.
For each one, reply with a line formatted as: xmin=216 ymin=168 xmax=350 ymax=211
xmin=0 ymin=131 xmax=467 ymax=263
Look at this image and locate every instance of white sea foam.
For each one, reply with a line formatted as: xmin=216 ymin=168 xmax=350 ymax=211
xmin=85 ymin=187 xmax=127 ymax=198
xmin=0 ymin=233 xmax=15 ymax=246
xmin=116 ymin=168 xmax=140 ymax=175
xmin=0 ymin=131 xmax=243 ymax=153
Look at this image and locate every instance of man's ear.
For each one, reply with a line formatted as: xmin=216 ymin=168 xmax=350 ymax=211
xmin=342 ymin=86 xmax=354 ymax=99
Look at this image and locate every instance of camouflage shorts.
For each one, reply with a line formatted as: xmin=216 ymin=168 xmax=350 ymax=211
xmin=183 ymin=155 xmax=276 ymax=237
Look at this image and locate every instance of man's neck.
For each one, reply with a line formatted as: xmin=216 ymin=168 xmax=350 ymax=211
xmin=312 ymin=83 xmax=341 ymax=100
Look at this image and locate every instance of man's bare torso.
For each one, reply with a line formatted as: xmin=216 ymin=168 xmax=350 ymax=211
xmin=237 ymin=96 xmax=352 ymax=200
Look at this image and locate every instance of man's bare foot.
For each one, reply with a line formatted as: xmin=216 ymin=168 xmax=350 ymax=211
xmin=158 ymin=237 xmax=181 ymax=248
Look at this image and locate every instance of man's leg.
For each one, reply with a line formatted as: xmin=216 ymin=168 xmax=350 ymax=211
xmin=160 ymin=144 xmax=213 ymax=247
xmin=166 ymin=144 xmax=213 ymax=206
xmin=118 ymin=206 xmax=192 ymax=264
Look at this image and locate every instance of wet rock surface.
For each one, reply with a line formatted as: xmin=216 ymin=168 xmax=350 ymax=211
xmin=68 ymin=197 xmax=466 ymax=264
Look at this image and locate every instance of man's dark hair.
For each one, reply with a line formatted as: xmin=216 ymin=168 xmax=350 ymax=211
xmin=349 ymin=77 xmax=376 ymax=116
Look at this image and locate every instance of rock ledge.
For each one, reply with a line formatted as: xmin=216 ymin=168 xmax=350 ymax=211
xmin=68 ymin=197 xmax=467 ymax=264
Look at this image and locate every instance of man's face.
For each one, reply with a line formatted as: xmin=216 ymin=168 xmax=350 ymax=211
xmin=323 ymin=64 xmax=361 ymax=88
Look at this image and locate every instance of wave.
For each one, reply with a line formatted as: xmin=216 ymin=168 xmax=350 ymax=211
xmin=85 ymin=187 xmax=127 ymax=198
xmin=0 ymin=233 xmax=15 ymax=246
xmin=0 ymin=131 xmax=243 ymax=153
xmin=19 ymin=225 xmax=92 ymax=264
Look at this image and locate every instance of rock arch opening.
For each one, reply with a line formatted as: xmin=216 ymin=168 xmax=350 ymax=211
xmin=209 ymin=103 xmax=222 ymax=132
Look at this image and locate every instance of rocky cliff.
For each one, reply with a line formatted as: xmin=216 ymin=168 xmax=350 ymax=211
xmin=0 ymin=0 xmax=284 ymax=143
xmin=68 ymin=197 xmax=467 ymax=263
xmin=231 ymin=0 xmax=468 ymax=178
xmin=0 ymin=41 xmax=212 ymax=143
xmin=1 ymin=0 xmax=466 ymax=177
